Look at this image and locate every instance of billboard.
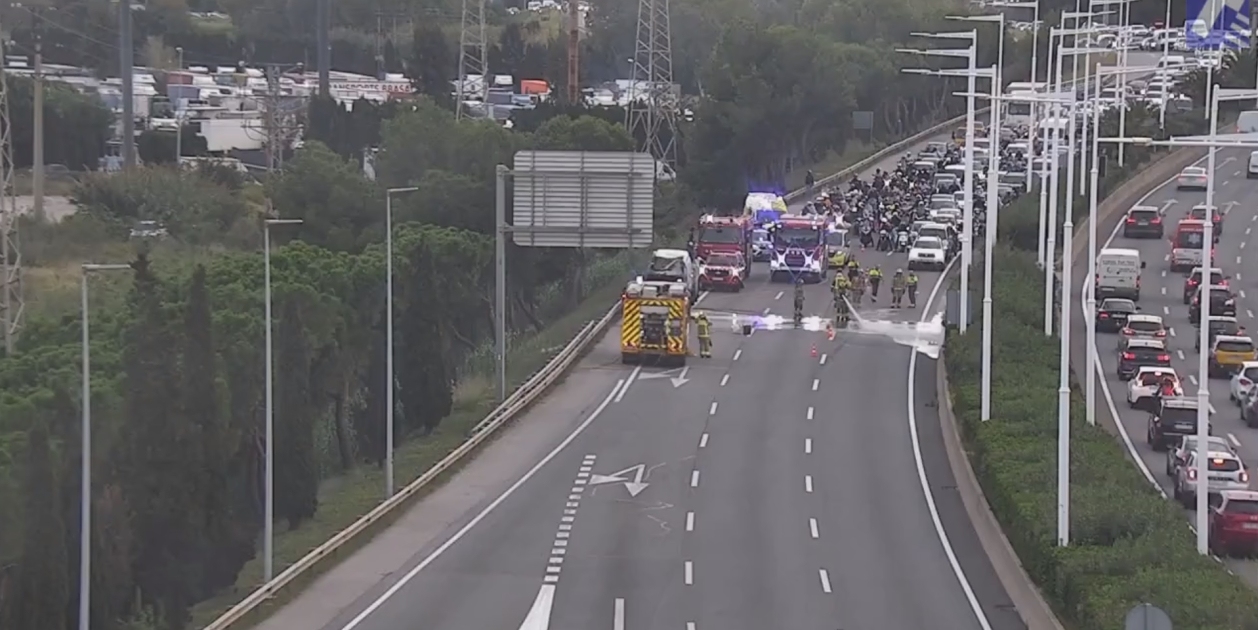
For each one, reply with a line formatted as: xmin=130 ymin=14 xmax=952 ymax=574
xmin=1186 ymin=0 xmax=1252 ymax=50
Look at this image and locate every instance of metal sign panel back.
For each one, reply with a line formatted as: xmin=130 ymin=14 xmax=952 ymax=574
xmin=512 ymin=150 xmax=656 ymax=249
xmin=1186 ymin=0 xmax=1252 ymax=50
xmin=1124 ymin=603 xmax=1173 ymax=630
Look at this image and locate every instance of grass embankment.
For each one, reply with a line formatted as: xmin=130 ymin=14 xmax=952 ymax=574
xmin=945 ymin=250 xmax=1258 ymax=625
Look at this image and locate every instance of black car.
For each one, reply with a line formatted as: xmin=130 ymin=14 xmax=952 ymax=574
xmin=1097 ymin=298 xmax=1137 ymax=332
xmin=1183 ymin=267 xmax=1227 ymax=304
xmin=1118 ymin=338 xmax=1171 ymax=380
xmin=1197 ymin=316 xmax=1245 ymax=351
xmin=1123 ymin=205 xmax=1164 ymax=238
xmin=1190 ymin=285 xmax=1238 ymax=325
xmin=1148 ymin=397 xmax=1206 ymax=452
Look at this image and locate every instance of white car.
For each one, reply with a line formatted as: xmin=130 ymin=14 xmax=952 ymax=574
xmin=1175 ymin=450 xmax=1250 ymax=508
xmin=1177 ymin=166 xmax=1209 ymax=190
xmin=908 ymin=236 xmax=947 ymax=271
xmin=1166 ymin=435 xmax=1237 ymax=477
xmin=1230 ymin=361 xmax=1258 ymax=403
xmin=1127 ymin=366 xmax=1182 ymax=408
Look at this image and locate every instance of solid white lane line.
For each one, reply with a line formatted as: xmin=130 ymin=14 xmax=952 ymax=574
xmin=615 ymin=366 xmax=641 ymax=403
xmin=733 ymin=349 xmax=742 ymax=361
xmin=685 ymin=561 xmax=694 ymax=585
xmin=809 ymin=518 xmax=819 ymax=539
xmin=720 ymin=374 xmax=729 ymax=387
xmin=812 ymin=379 xmax=820 ymax=391
xmin=339 ymin=382 xmax=625 ymax=630
xmin=805 ymin=475 xmax=813 ymax=493
xmin=699 ymin=433 xmax=709 ymax=448
xmin=614 ymin=598 xmax=625 ymax=630
xmin=1230 ymin=433 xmax=1243 ymax=448
xmin=818 ymin=569 xmax=832 ymax=593
xmin=686 ymin=511 xmax=695 ymax=531
xmin=805 ymin=438 xmax=813 ymax=454
xmin=807 ymin=406 xmax=815 ymax=420
xmin=910 ymin=257 xmax=994 ymax=630
xmin=691 ymin=470 xmax=700 ymax=487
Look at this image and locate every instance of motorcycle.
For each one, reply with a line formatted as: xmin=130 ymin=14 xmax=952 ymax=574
xmin=894 ymin=230 xmax=910 ymax=253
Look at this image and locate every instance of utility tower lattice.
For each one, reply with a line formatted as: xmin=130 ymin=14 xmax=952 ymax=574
xmin=0 ymin=34 xmax=22 ymax=356
xmin=456 ymin=0 xmax=488 ymax=120
xmin=627 ymin=0 xmax=677 ymax=167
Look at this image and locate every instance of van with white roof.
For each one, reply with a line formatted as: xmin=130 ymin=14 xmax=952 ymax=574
xmin=1097 ymin=247 xmax=1145 ymax=301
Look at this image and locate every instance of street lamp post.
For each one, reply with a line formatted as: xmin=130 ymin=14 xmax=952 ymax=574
xmin=175 ymin=47 xmax=184 ymax=165
xmin=79 ymin=262 xmax=131 ymax=630
xmin=384 ymin=187 xmax=418 ymax=499
xmin=263 ymin=216 xmax=302 ymax=583
xmin=901 ymin=30 xmax=978 ymax=332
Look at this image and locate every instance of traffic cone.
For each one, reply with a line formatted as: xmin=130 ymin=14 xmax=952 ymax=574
xmin=810 ymin=344 xmax=818 ymax=357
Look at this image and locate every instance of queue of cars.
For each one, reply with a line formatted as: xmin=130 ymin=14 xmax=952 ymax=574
xmin=1104 ymin=181 xmax=1258 ymax=556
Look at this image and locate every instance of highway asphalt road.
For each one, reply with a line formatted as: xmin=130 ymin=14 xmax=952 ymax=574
xmin=257 ymin=141 xmax=1027 ymax=630
xmin=1071 ymin=147 xmax=1258 ymax=586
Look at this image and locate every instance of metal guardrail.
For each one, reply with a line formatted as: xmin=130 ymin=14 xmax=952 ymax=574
xmin=201 ymin=108 xmax=986 ymax=630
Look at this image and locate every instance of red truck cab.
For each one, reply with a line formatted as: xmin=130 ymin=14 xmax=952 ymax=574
xmin=695 ymin=215 xmax=752 ymax=278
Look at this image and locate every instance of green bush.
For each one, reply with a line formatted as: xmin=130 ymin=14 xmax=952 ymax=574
xmin=945 ymin=241 xmax=1258 ymax=630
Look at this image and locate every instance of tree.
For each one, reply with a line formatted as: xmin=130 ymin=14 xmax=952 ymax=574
xmin=116 ymin=253 xmax=201 ymax=628
xmin=410 ymin=22 xmax=455 ymax=105
xmin=5 ymin=77 xmax=112 ymax=170
xmin=267 ymin=141 xmax=382 ymax=252
xmin=4 ymin=418 xmax=68 ymax=630
xmin=274 ymin=295 xmax=319 ymax=528
xmin=396 ymin=241 xmax=453 ymax=435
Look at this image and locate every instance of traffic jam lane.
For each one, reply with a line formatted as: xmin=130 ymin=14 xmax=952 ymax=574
xmin=1086 ymin=147 xmax=1258 ymax=582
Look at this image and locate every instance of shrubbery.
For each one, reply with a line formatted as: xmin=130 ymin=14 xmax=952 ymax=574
xmin=946 ymin=197 xmax=1258 ymax=628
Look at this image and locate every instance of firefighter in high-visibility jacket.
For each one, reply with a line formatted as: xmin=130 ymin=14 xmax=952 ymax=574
xmin=695 ymin=312 xmax=713 ymax=358
xmin=891 ymin=269 xmax=907 ymax=309
xmin=906 ymin=270 xmax=919 ymax=307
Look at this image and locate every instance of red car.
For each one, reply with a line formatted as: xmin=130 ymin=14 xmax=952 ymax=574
xmin=698 ymin=252 xmax=747 ymax=291
xmin=1210 ymin=490 xmax=1258 ymax=557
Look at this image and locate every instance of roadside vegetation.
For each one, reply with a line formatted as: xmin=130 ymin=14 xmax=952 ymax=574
xmin=945 ymin=52 xmax=1258 ymax=629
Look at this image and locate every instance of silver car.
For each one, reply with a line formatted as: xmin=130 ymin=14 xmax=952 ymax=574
xmin=1177 ymin=166 xmax=1209 ymax=190
xmin=1175 ymin=450 xmax=1250 ymax=509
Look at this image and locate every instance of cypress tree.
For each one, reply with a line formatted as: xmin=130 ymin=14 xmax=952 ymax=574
xmin=7 ymin=420 xmax=68 ymax=630
xmin=397 ymin=241 xmax=453 ymax=435
xmin=275 ymin=296 xmax=318 ymax=528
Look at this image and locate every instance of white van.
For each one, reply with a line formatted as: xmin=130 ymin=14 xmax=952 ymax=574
xmin=1248 ymin=150 xmax=1258 ymax=178
xmin=1097 ymin=248 xmax=1145 ymax=301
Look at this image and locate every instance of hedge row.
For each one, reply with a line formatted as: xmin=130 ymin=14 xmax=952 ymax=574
xmin=945 ymin=241 xmax=1258 ymax=629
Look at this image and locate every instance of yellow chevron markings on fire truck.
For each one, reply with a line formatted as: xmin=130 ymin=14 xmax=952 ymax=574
xmin=621 ymin=297 xmax=688 ymax=353
xmin=622 ymin=298 xmax=642 ymax=349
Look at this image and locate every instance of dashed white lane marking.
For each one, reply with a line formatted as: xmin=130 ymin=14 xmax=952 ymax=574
xmin=807 ymin=406 xmax=814 ymax=420
xmin=1243 ymin=241 xmax=1248 ymax=250
xmin=691 ymin=470 xmax=700 ymax=487
xmin=1223 ymin=180 xmax=1231 ymax=186
xmin=1161 ymin=287 xmax=1167 ymax=295
xmin=709 ymin=402 xmax=718 ymax=415
xmin=686 ymin=511 xmax=695 ymax=531
xmin=687 ymin=623 xmax=696 ymax=630
xmin=1161 ymin=270 xmax=1168 ymax=278
xmin=733 ymin=349 xmax=742 ymax=361
xmin=1253 ymin=214 xmax=1257 ymax=222
xmin=613 ymin=598 xmax=625 ymax=630
xmin=812 ymin=379 xmax=820 ymax=391
xmin=805 ymin=475 xmax=813 ymax=493
xmin=1238 ymin=256 xmax=1244 ymax=265
xmin=809 ymin=518 xmax=820 ymax=539
xmin=818 ymin=569 xmax=833 ymax=593
xmin=699 ymin=433 xmax=709 ymax=448
xmin=1177 ymin=349 xmax=1186 ymax=361
xmin=1211 ymin=403 xmax=1218 ymax=415
xmin=805 ymin=438 xmax=813 ymax=454
xmin=820 ymin=353 xmax=828 ymax=365
xmin=543 ymin=455 xmax=597 ymax=584
xmin=720 ymin=374 xmax=729 ymax=387
xmin=762 ymin=307 xmax=771 ymax=315
xmin=1189 ymin=374 xmax=1198 ymax=386
xmin=684 ymin=561 xmax=694 ymax=585
xmin=1249 ymin=309 xmax=1255 ymax=319
xmin=1241 ymin=290 xmax=1248 ymax=299
xmin=1234 ymin=170 xmax=1242 ymax=176
xmin=1169 ymin=327 xmax=1177 ymax=337
xmin=774 ymin=291 xmax=783 ymax=300
xmin=1230 ymin=433 xmax=1243 ymax=447
xmin=1163 ymin=305 xmax=1170 ymax=315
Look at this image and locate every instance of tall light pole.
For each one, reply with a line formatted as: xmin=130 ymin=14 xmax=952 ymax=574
xmin=174 ymin=46 xmax=184 ymax=166
xmin=263 ymin=217 xmax=302 ymax=582
xmin=900 ymin=29 xmax=978 ymax=332
xmin=384 ymin=187 xmax=418 ymax=499
xmin=79 ymin=262 xmax=131 ymax=630
xmin=989 ymin=0 xmax=1043 ymax=191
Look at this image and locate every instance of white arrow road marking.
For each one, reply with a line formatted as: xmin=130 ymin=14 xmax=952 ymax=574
xmin=589 ymin=464 xmax=650 ymax=497
xmin=517 ymin=585 xmax=556 ymax=630
xmin=613 ymin=598 xmax=625 ymax=630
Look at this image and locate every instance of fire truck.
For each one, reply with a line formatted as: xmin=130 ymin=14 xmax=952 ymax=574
xmin=620 ymin=278 xmax=691 ymax=365
xmin=767 ymin=214 xmax=828 ymax=283
xmin=694 ymin=214 xmax=752 ymax=277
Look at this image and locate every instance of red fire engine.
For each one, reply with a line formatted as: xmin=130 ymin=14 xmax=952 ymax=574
xmin=695 ymin=215 xmax=752 ymax=278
